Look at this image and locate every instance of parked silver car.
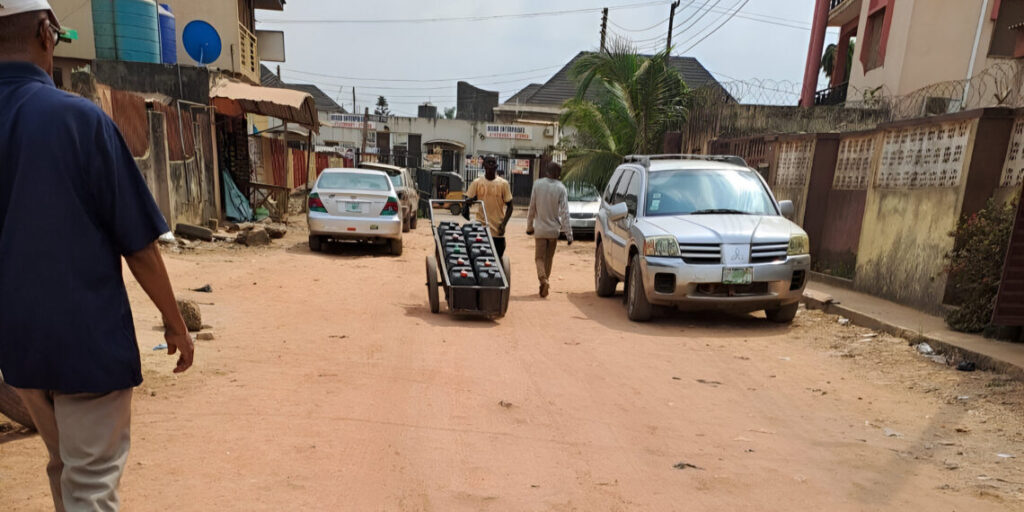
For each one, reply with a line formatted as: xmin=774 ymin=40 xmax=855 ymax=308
xmin=358 ymin=162 xmax=420 ymax=232
xmin=307 ymin=168 xmax=403 ymax=255
xmin=594 ymin=155 xmax=810 ymax=323
xmin=567 ymin=183 xmax=601 ymax=238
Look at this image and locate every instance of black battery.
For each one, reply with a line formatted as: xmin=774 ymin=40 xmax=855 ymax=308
xmin=448 ymin=266 xmax=477 ymax=286
xmin=470 ymin=243 xmax=494 ymax=260
xmin=476 ymin=268 xmax=504 ymax=287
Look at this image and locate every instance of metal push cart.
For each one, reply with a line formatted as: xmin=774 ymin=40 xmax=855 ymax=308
xmin=425 ymin=199 xmax=510 ymax=317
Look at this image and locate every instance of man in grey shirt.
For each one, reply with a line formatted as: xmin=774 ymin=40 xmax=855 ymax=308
xmin=526 ymin=162 xmax=573 ymax=298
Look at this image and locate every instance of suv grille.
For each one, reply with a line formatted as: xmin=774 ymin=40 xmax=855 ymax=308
xmin=750 ymin=241 xmax=789 ymax=264
xmin=679 ymin=243 xmax=721 ymax=265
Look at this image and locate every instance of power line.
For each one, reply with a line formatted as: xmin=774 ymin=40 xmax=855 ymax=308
xmin=258 ymin=1 xmax=668 ymax=25
xmin=609 ymin=16 xmax=670 ymax=33
xmin=279 ymin=63 xmax=565 ymax=84
xmin=282 ymin=71 xmax=558 ymax=92
xmin=634 ymin=0 xmax=810 ymax=50
xmin=677 ymin=0 xmax=752 ymax=54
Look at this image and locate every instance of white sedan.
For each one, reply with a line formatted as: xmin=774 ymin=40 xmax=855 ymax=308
xmin=307 ymin=168 xmax=403 ymax=255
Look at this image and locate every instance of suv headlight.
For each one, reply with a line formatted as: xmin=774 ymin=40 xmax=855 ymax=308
xmin=644 ymin=236 xmax=680 ymax=257
xmin=788 ymin=234 xmax=809 ymax=255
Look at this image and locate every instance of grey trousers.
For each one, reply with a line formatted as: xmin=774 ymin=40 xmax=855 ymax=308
xmin=15 ymin=388 xmax=133 ymax=512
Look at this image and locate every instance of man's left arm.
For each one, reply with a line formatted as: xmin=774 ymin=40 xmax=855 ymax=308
xmin=558 ymin=186 xmax=573 ymax=244
xmin=499 ymin=181 xmax=515 ymax=236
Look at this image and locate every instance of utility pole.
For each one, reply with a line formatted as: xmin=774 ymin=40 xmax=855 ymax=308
xmin=360 ymin=107 xmax=369 ymax=161
xmin=600 ymin=7 xmax=608 ymax=52
xmin=666 ymin=0 xmax=681 ymax=53
xmin=352 ymin=87 xmax=357 ymax=114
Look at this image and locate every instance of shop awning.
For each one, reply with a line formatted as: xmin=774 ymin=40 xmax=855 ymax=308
xmin=210 ymin=76 xmax=319 ymax=133
xmin=424 ymin=138 xmax=466 ymax=149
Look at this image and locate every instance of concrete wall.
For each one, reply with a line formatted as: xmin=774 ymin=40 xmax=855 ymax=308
xmin=845 ymin=0 xmax=1010 ymax=98
xmin=51 ymin=0 xmax=97 ymax=61
xmin=92 ymin=60 xmax=210 ymax=105
xmin=159 ymin=0 xmax=240 ymax=73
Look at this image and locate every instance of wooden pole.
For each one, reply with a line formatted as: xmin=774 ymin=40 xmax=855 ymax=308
xmin=666 ymin=1 xmax=681 ymax=53
xmin=360 ymin=107 xmax=369 ymax=160
xmin=600 ymin=8 xmax=608 ymax=52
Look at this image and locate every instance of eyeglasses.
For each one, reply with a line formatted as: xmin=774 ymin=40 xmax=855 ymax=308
xmin=45 ymin=21 xmax=61 ymax=47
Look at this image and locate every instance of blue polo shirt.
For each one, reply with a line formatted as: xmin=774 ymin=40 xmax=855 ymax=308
xmin=0 ymin=62 xmax=169 ymax=393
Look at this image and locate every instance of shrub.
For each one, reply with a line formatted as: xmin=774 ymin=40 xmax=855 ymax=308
xmin=944 ymin=198 xmax=1018 ymax=333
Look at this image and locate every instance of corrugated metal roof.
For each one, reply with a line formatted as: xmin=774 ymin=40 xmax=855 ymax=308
xmin=523 ymin=51 xmax=728 ymax=106
xmin=260 ymin=65 xmax=346 ymax=114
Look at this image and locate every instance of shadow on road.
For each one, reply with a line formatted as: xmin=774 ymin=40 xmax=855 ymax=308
xmin=400 ymin=303 xmax=501 ymax=328
xmin=284 ymin=241 xmax=399 ymax=259
xmin=565 ymin=291 xmax=791 ymax=339
xmin=0 ymin=424 xmax=34 ymax=445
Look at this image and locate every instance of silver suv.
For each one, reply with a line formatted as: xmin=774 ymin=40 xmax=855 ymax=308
xmin=594 ymin=155 xmax=810 ymax=323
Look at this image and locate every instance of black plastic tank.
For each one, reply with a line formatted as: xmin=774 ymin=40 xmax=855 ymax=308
xmin=448 ymin=266 xmax=477 ymax=286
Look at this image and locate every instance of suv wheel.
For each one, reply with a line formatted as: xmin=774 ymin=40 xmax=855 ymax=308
xmin=594 ymin=241 xmax=617 ymax=297
xmin=626 ymin=254 xmax=653 ymax=322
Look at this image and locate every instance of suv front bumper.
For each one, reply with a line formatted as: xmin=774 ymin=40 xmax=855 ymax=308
xmin=641 ymin=254 xmax=811 ymax=312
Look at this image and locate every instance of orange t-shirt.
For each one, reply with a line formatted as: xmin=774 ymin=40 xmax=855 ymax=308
xmin=467 ymin=176 xmax=513 ymax=235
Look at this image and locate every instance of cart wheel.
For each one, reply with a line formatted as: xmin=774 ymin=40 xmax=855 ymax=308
xmin=502 ymin=254 xmax=511 ymax=281
xmin=449 ymin=203 xmax=462 ymax=216
xmin=426 ymin=255 xmax=440 ymax=314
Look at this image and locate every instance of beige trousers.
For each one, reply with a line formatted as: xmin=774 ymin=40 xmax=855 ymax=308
xmin=535 ymin=237 xmax=558 ymax=286
xmin=15 ymin=388 xmax=133 ymax=512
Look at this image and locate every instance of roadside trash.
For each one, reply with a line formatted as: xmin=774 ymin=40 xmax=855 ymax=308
xmin=498 ymin=400 xmax=513 ymax=408
xmin=997 ymin=453 xmax=1016 ymax=459
xmin=778 ymin=356 xmax=791 ymax=361
xmin=672 ymin=377 xmax=681 ymax=380
xmin=884 ymin=428 xmax=903 ymax=438
xmin=957 ymin=361 xmax=977 ymax=372
xmin=173 ymin=299 xmax=203 ymax=332
xmin=696 ymin=379 xmax=723 ymax=386
xmin=861 ymin=333 xmax=878 ymax=338
xmin=916 ymin=343 xmax=935 ymax=355
xmin=153 ymin=344 xmax=167 ymax=351
xmin=838 ymin=317 xmax=851 ymax=326
xmin=673 ymin=462 xmax=703 ymax=470
xmin=956 ymin=396 xmax=970 ymax=401
xmin=158 ymin=232 xmax=177 ymax=245
xmin=192 ymin=284 xmax=213 ymax=293
xmin=929 ymin=355 xmax=947 ymax=365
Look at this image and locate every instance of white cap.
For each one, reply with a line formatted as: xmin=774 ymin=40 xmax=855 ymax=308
xmin=0 ymin=0 xmax=60 ymax=29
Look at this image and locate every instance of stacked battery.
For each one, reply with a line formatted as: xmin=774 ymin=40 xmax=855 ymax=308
xmin=437 ymin=221 xmax=503 ymax=286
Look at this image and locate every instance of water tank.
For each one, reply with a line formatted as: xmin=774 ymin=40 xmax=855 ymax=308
xmin=158 ymin=4 xmax=176 ymax=64
xmin=92 ymin=0 xmax=161 ymax=64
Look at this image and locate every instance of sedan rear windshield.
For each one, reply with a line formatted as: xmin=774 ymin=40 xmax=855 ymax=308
xmin=645 ymin=169 xmax=777 ymax=216
xmin=318 ymin=172 xmax=391 ymax=192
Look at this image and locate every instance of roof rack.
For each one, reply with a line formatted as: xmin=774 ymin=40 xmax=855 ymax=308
xmin=623 ymin=154 xmax=749 ymax=168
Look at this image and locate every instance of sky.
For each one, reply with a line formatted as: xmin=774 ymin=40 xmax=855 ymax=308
xmin=257 ymin=1 xmax=838 ymax=117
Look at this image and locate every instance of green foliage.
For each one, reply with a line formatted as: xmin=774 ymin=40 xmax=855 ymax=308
xmin=945 ymin=198 xmax=1018 ymax=333
xmin=443 ymin=107 xmax=456 ymax=119
xmin=374 ymin=96 xmax=390 ymax=116
xmin=820 ymin=40 xmax=855 ymax=81
xmin=559 ymin=39 xmax=692 ymax=189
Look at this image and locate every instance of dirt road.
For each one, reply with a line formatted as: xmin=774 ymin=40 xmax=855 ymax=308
xmin=2 ymin=216 xmax=1023 ymax=511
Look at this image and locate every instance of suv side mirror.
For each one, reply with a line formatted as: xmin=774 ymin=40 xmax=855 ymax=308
xmin=607 ymin=202 xmax=629 ymax=222
xmin=779 ymin=200 xmax=795 ymax=219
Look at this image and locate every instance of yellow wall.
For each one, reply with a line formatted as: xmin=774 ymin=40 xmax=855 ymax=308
xmin=51 ymin=0 xmax=97 ymax=61
xmin=853 ymin=120 xmax=979 ymax=313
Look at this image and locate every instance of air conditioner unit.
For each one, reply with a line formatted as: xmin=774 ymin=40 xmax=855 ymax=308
xmin=922 ymin=97 xmax=962 ymax=116
xmin=543 ymin=125 xmax=555 ymax=137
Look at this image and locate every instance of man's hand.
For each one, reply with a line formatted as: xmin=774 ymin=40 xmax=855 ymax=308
xmin=164 ymin=327 xmax=194 ymax=373
xmin=497 ymin=222 xmax=508 ymax=238
xmin=567 ymin=239 xmax=573 ymax=246
xmin=526 ymin=228 xmax=535 ymax=236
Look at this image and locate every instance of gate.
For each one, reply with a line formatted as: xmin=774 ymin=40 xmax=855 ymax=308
xmin=994 ymin=185 xmax=1024 ymax=326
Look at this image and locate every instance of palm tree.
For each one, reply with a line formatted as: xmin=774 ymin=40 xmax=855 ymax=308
xmin=821 ymin=40 xmax=856 ymax=82
xmin=559 ymin=39 xmax=692 ymax=188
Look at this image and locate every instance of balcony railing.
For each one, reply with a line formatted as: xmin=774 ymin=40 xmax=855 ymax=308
xmin=829 ymin=0 xmax=846 ymax=10
xmin=238 ymin=23 xmax=259 ymax=84
xmin=814 ymin=82 xmax=849 ymax=106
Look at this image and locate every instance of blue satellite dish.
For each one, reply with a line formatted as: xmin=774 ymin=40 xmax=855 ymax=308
xmin=182 ymin=20 xmax=222 ymax=65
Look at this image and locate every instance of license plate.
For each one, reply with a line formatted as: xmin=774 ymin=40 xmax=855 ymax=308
xmin=345 ymin=202 xmax=363 ymax=213
xmin=722 ymin=267 xmax=753 ymax=285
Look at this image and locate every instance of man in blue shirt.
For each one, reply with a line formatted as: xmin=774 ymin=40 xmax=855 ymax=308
xmin=0 ymin=2 xmax=195 ymax=510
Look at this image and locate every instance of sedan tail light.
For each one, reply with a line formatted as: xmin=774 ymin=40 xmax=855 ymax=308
xmin=309 ymin=193 xmax=327 ymax=213
xmin=381 ymin=197 xmax=400 ymax=216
